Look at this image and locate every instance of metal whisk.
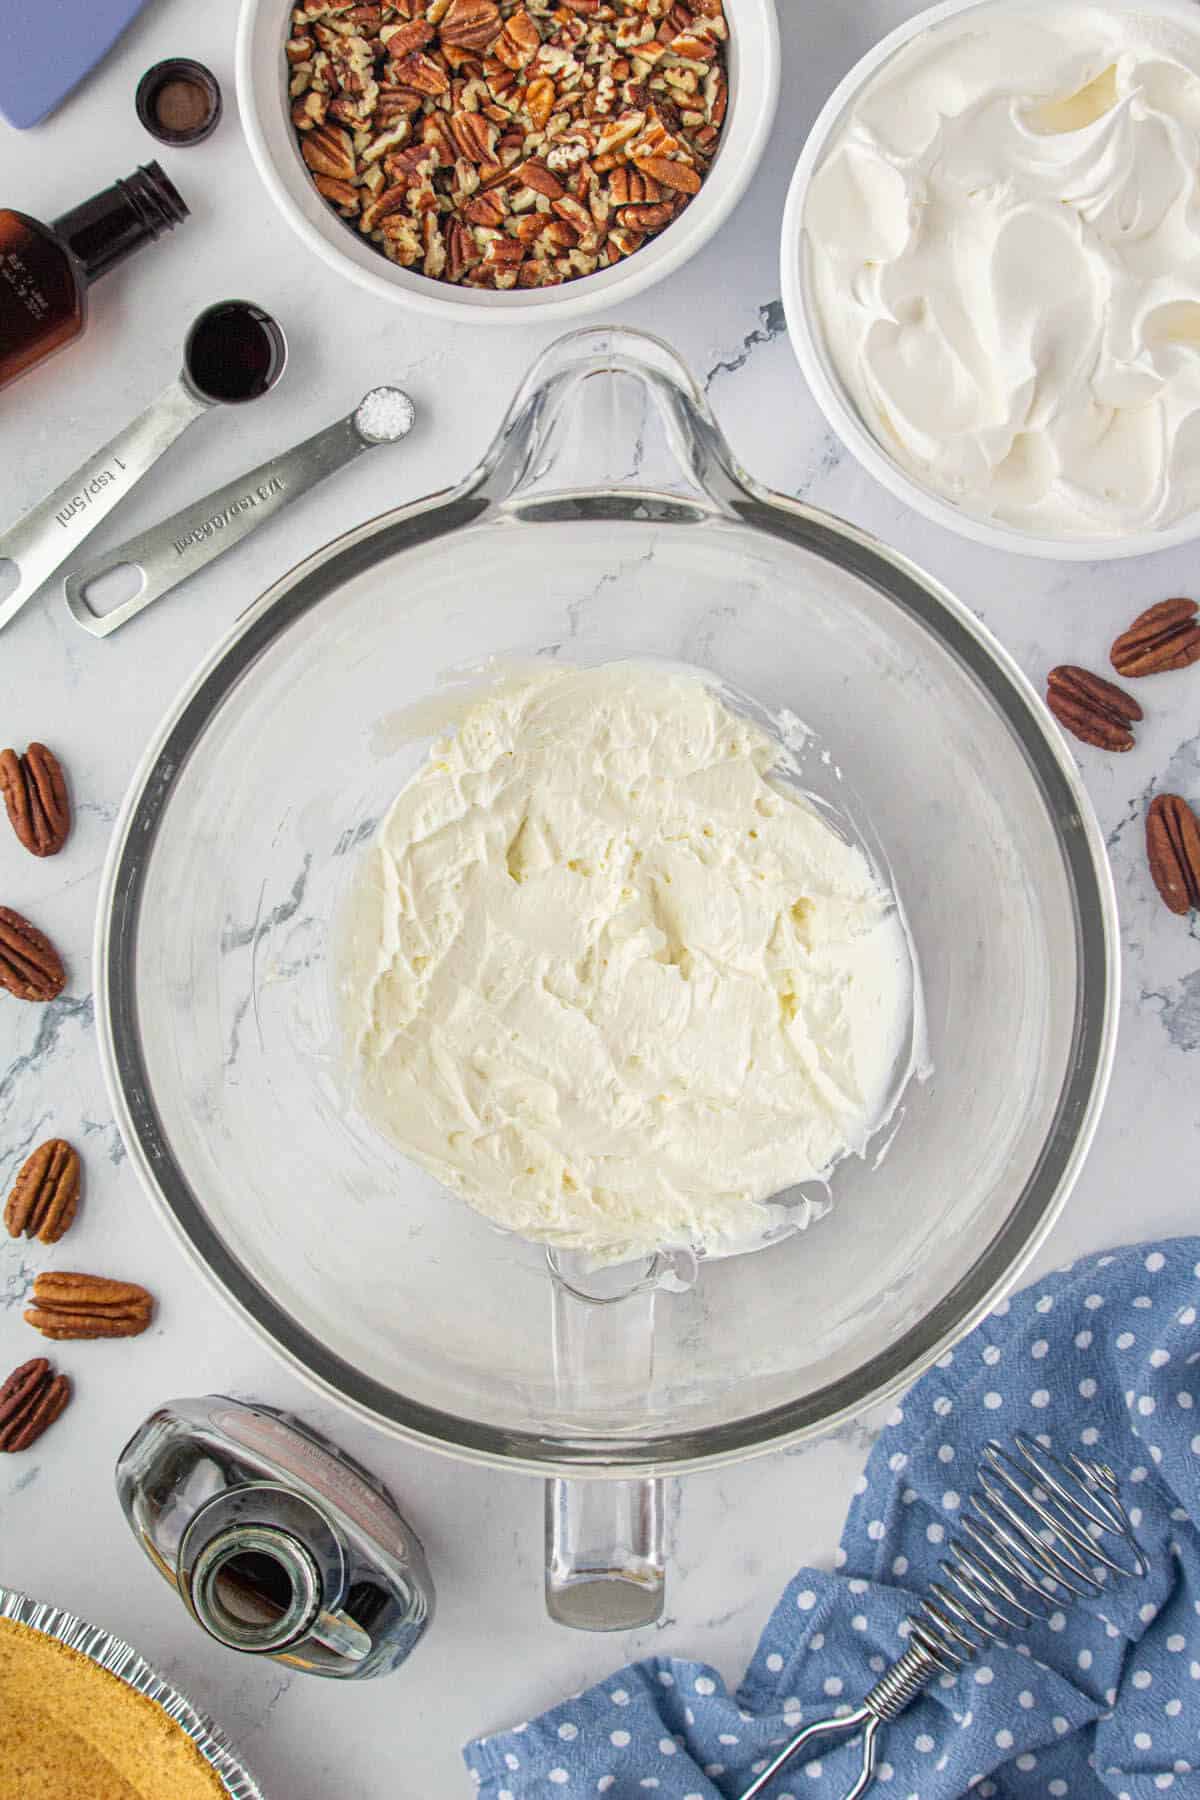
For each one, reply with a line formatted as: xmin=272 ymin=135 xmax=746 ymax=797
xmin=738 ymin=1434 xmax=1147 ymax=1800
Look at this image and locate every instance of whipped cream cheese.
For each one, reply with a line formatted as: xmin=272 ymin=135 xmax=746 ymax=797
xmin=341 ymin=664 xmax=911 ymax=1264
xmin=805 ymin=4 xmax=1200 ymax=537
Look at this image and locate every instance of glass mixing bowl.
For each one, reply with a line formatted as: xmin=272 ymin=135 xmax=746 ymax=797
xmin=96 ymin=329 xmax=1118 ymax=1626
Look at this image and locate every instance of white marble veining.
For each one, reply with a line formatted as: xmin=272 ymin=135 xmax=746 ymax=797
xmin=0 ymin=2 xmax=1196 ymax=1795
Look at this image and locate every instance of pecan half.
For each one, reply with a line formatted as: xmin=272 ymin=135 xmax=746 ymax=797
xmin=0 ymin=743 xmax=70 ymax=857
xmin=0 ymin=1358 xmax=70 ymax=1453
xmin=1146 ymin=794 xmax=1200 ymax=917
xmin=0 ymin=907 xmax=66 ymax=1003
xmin=439 ymin=0 xmax=502 ymax=50
xmin=25 ymin=1271 xmax=154 ymax=1341
xmin=1111 ymin=598 xmax=1200 ymax=678
xmin=301 ymin=121 xmax=357 ymax=180
xmin=1045 ymin=665 xmax=1142 ymax=752
xmin=314 ymin=174 xmax=361 ymax=213
xmin=5 ymin=1138 xmax=81 ymax=1244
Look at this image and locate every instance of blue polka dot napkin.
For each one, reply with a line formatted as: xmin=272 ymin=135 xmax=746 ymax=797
xmin=465 ymin=1238 xmax=1200 ymax=1799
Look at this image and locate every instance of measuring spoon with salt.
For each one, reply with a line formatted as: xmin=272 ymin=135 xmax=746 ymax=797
xmin=0 ymin=300 xmax=286 ymax=635
xmin=66 ymin=385 xmax=417 ymax=637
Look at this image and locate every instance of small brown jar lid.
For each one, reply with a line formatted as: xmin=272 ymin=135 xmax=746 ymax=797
xmin=136 ymin=58 xmax=222 ymax=147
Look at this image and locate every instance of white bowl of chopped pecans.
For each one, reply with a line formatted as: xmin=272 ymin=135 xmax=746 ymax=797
xmin=237 ymin=0 xmax=779 ymax=320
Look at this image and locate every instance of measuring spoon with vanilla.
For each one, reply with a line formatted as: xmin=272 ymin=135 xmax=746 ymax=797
xmin=0 ymin=299 xmax=286 ymax=634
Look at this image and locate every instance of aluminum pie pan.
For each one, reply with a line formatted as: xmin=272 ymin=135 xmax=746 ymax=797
xmin=0 ymin=1586 xmax=264 ymax=1799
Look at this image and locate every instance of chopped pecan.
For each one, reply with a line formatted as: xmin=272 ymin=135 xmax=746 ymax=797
xmin=511 ymin=212 xmax=546 ymax=243
xmin=707 ymin=67 xmax=727 ymax=127
xmin=539 ymin=218 xmax=577 ymax=248
xmin=631 ymin=150 xmax=700 ymax=193
xmin=380 ymin=17 xmax=433 ymax=57
xmin=376 ymin=83 xmax=426 ymax=124
xmin=292 ymin=90 xmax=328 ymax=128
xmin=462 ymin=189 xmax=508 ymax=227
xmin=314 ymin=174 xmax=360 ymax=213
xmin=388 ymin=140 xmax=439 ymax=179
xmin=391 ymin=49 xmax=450 ymax=94
xmin=1045 ymin=665 xmax=1141 ymax=752
xmin=607 ymin=224 xmax=645 ymax=257
xmin=25 ymin=1271 xmax=154 ymax=1341
xmin=494 ymin=7 xmax=540 ymax=69
xmin=0 ymin=743 xmax=70 ymax=857
xmin=607 ymin=165 xmax=661 ymax=205
xmin=422 ymin=211 xmax=447 ymax=276
xmin=1111 ymin=599 xmax=1200 ymax=678
xmin=524 ymin=74 xmax=557 ymax=130
xmin=5 ymin=1139 xmax=81 ymax=1244
xmin=0 ymin=1359 xmax=70 ymax=1454
xmin=448 ymin=110 xmax=496 ymax=160
xmin=497 ymin=127 xmax=525 ymax=167
xmin=616 ymin=199 xmax=674 ymax=230
xmin=1146 ymin=794 xmax=1200 ymax=917
xmin=545 ymin=126 xmax=594 ymax=174
xmin=445 ymin=217 xmax=482 ymax=280
xmin=380 ymin=216 xmax=424 ymax=265
xmin=594 ymin=112 xmax=645 ymax=159
xmin=552 ymin=193 xmax=600 ymax=250
xmin=361 ymin=119 xmax=412 ymax=165
xmin=483 ymin=233 xmax=525 ymax=267
xmin=517 ymin=256 xmax=554 ymax=285
xmin=516 ymin=157 xmax=565 ymax=198
xmin=669 ymin=28 xmax=717 ymax=58
xmin=289 ymin=0 xmax=727 ymax=289
xmin=359 ymin=182 xmax=411 ymax=231
xmin=0 ymin=907 xmax=65 ymax=1003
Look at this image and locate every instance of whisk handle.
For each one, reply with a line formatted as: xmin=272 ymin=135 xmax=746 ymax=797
xmin=736 ymin=1706 xmax=878 ymax=1800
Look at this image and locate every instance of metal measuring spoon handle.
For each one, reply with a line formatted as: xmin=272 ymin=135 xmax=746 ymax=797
xmin=0 ymin=376 xmax=212 ymax=635
xmin=65 ymin=387 xmax=417 ymax=638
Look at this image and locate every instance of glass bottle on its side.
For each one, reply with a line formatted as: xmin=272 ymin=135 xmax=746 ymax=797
xmin=116 ymin=1396 xmax=434 ymax=1680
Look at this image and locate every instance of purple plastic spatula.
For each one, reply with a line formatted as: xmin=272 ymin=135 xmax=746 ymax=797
xmin=0 ymin=0 xmax=152 ymax=129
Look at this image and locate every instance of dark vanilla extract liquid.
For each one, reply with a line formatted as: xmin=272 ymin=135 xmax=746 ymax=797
xmin=186 ymin=302 xmax=285 ymax=404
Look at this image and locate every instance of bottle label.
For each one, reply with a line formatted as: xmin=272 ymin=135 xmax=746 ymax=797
xmin=0 ymin=249 xmax=50 ymax=324
xmin=211 ymin=1403 xmax=416 ymax=1562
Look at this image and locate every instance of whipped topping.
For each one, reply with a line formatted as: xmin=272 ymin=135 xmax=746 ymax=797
xmin=340 ymin=663 xmax=912 ymax=1264
xmin=805 ymin=4 xmax=1200 ymax=537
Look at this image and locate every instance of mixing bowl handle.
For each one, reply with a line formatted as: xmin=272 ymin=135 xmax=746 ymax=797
xmin=543 ymin=1251 xmax=669 ymax=1631
xmin=544 ymin=1474 xmax=665 ymax=1632
xmin=469 ymin=325 xmax=756 ymax=517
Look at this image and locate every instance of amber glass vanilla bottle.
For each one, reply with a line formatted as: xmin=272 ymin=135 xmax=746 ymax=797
xmin=0 ymin=163 xmax=187 ymax=394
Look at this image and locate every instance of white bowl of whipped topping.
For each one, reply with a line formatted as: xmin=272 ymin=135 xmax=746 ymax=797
xmin=782 ymin=0 xmax=1200 ymax=558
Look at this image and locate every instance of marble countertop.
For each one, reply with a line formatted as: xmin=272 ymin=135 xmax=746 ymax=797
xmin=1 ymin=1 xmax=1197 ymax=1794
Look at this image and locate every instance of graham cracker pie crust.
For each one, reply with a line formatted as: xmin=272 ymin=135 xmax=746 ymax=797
xmin=0 ymin=1614 xmax=230 ymax=1798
